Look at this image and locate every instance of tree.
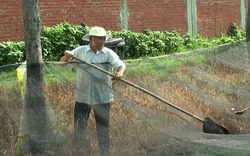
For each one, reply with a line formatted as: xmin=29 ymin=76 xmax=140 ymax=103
xmin=247 ymin=0 xmax=250 ymax=68
xmin=247 ymin=1 xmax=250 ymax=41
xmin=22 ymin=0 xmax=47 ymax=154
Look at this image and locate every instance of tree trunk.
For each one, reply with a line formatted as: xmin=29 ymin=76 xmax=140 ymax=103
xmin=22 ymin=0 xmax=47 ymax=153
xmin=246 ymin=0 xmax=250 ymax=68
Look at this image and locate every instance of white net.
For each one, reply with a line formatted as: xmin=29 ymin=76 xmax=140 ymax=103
xmin=1 ymin=40 xmax=250 ymax=156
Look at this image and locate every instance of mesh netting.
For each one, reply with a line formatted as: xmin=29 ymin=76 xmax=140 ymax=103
xmin=1 ymin=40 xmax=250 ymax=156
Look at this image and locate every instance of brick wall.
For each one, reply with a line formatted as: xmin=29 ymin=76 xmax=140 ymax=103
xmin=0 ymin=0 xmax=24 ymax=41
xmin=39 ymin=0 xmax=122 ymax=29
xmin=0 ymin=0 xmax=122 ymax=42
xmin=0 ymin=0 xmax=248 ymax=42
xmin=127 ymin=0 xmax=187 ymax=34
xmin=196 ymin=0 xmax=247 ymax=37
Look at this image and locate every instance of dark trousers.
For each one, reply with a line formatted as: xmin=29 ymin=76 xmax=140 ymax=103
xmin=73 ymin=101 xmax=110 ymax=155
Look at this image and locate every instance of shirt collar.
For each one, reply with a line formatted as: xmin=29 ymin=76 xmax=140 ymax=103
xmin=86 ymin=45 xmax=106 ymax=54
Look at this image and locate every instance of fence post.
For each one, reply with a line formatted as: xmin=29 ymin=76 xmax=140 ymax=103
xmin=241 ymin=0 xmax=246 ymax=30
xmin=120 ymin=0 xmax=129 ymax=30
xmin=187 ymin=0 xmax=198 ymax=36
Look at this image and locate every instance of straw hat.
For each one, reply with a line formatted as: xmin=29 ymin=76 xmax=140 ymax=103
xmin=82 ymin=26 xmax=112 ymax=41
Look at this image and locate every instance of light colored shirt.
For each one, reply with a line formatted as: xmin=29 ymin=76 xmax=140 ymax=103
xmin=71 ymin=45 xmax=125 ymax=105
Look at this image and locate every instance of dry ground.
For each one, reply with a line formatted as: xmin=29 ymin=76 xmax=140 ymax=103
xmin=1 ymin=61 xmax=250 ymax=156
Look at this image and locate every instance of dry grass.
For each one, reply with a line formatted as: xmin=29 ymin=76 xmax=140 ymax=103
xmin=1 ymin=61 xmax=250 ymax=156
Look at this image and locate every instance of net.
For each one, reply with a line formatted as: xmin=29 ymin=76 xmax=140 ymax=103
xmin=1 ymin=40 xmax=250 ymax=156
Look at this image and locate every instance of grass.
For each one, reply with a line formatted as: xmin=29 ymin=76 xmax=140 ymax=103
xmin=1 ymin=47 xmax=250 ymax=155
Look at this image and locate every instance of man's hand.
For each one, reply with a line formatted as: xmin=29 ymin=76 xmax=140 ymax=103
xmin=60 ymin=50 xmax=74 ymax=62
xmin=112 ymin=65 xmax=125 ymax=80
xmin=64 ymin=50 xmax=74 ymax=60
xmin=113 ymin=71 xmax=123 ymax=80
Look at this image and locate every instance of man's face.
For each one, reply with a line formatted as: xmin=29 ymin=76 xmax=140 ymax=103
xmin=91 ymin=36 xmax=106 ymax=50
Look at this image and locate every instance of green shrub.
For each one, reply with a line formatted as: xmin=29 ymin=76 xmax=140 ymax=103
xmin=0 ymin=21 xmax=246 ymax=65
xmin=228 ymin=22 xmax=241 ymax=40
xmin=41 ymin=21 xmax=88 ymax=61
xmin=0 ymin=41 xmax=25 ymax=66
xmin=0 ymin=22 xmax=88 ymax=65
xmin=109 ymin=29 xmax=184 ymax=59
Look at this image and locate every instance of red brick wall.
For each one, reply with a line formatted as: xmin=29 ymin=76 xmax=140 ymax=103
xmin=0 ymin=0 xmax=248 ymax=42
xmin=39 ymin=0 xmax=122 ymax=30
xmin=127 ymin=0 xmax=187 ymax=34
xmin=0 ymin=0 xmax=122 ymax=42
xmin=0 ymin=0 xmax=24 ymax=41
xmin=196 ymin=0 xmax=247 ymax=37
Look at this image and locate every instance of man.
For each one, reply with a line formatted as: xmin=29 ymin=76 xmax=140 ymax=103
xmin=60 ymin=26 xmax=126 ymax=155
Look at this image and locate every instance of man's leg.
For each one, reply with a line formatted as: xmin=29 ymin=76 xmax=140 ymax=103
xmin=73 ymin=102 xmax=92 ymax=155
xmin=93 ymin=103 xmax=110 ymax=156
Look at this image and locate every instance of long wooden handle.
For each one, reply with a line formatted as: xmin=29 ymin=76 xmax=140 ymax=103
xmin=72 ymin=56 xmax=204 ymax=123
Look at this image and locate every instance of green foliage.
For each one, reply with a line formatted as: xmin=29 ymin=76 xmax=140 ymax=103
xmin=0 ymin=41 xmax=25 ymax=65
xmin=0 ymin=21 xmax=247 ymax=65
xmin=163 ymin=30 xmax=184 ymax=54
xmin=182 ymin=34 xmax=216 ymax=50
xmin=219 ymin=23 xmax=246 ymax=44
xmin=0 ymin=22 xmax=88 ymax=65
xmin=219 ymin=34 xmax=235 ymax=44
xmin=41 ymin=21 xmax=87 ymax=61
xmin=228 ymin=23 xmax=241 ymax=40
xmin=108 ymin=29 xmax=184 ymax=59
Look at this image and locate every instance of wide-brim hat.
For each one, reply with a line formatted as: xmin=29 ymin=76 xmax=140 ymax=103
xmin=82 ymin=26 xmax=112 ymax=41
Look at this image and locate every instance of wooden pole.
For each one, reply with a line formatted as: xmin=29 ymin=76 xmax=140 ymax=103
xmin=22 ymin=0 xmax=47 ymax=154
